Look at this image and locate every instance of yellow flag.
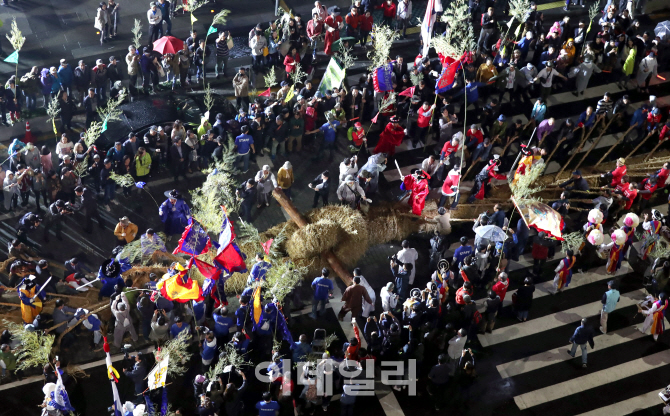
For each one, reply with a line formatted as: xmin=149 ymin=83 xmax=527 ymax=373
xmin=586 ymin=20 xmax=592 ymax=34
xmin=191 ymin=13 xmax=198 ymax=24
xmin=52 ymin=118 xmax=57 ymax=135
xmin=284 ymin=87 xmax=295 ymax=103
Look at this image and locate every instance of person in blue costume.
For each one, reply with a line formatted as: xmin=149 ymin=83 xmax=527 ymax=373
xmin=159 ymin=189 xmax=191 ymax=239
xmin=97 ymin=258 xmax=125 ymax=299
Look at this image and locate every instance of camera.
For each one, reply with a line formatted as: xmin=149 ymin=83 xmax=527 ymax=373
xmin=120 ymin=343 xmax=133 ymax=358
xmin=388 ymin=254 xmax=403 ymax=266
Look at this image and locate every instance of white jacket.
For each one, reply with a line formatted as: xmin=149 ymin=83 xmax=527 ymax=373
xmin=147 ymin=8 xmax=162 ymax=25
xmin=397 ymin=0 xmax=412 ymax=19
xmin=380 ymin=286 xmax=398 ymax=311
xmin=447 ymin=334 xmax=467 ymax=359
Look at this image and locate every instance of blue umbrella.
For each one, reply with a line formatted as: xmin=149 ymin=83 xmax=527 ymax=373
xmin=475 ymin=224 xmax=507 ymax=242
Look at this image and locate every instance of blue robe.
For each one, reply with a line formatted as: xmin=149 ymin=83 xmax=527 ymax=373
xmin=159 ymin=198 xmax=191 ymax=235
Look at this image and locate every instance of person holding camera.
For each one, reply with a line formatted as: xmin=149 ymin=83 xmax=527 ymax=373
xmin=123 ymin=352 xmax=148 ymax=403
xmin=112 ymin=292 xmax=138 ymax=347
xmin=43 ymin=199 xmax=73 ymax=243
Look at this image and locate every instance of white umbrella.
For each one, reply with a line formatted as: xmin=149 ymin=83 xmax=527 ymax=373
xmin=474 ymin=224 xmax=508 ymax=242
xmin=655 ymin=21 xmax=670 ymax=41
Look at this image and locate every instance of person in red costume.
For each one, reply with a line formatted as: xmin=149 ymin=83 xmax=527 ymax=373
xmin=374 ymin=116 xmax=405 ymax=156
xmin=402 ymin=169 xmax=430 ymax=215
xmin=323 ymin=8 xmax=343 ymax=56
xmin=652 ymin=161 xmax=670 ymax=189
xmin=602 ymin=157 xmax=627 ymax=187
xmin=467 ymin=156 xmax=506 ymax=202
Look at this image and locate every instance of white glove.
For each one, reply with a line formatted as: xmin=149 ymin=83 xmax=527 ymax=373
xmin=365 ymin=198 xmax=372 ymax=203
xmin=430 ymin=70 xmax=438 ymax=77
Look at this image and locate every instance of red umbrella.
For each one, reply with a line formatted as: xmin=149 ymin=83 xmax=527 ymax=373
xmin=153 ymin=36 xmax=184 ymax=55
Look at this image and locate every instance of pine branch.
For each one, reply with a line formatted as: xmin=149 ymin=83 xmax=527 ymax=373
xmin=6 ymin=17 xmax=25 ymax=51
xmin=154 ymin=330 xmax=193 ymax=378
xmin=132 ymin=19 xmax=143 ymax=50
xmin=110 ymin=172 xmax=135 ymax=188
xmin=83 ymin=121 xmax=104 ymax=147
xmin=1 ymin=319 xmax=54 ymax=371
xmin=409 ymin=71 xmax=423 ymax=86
xmin=289 ymin=63 xmax=308 ymax=86
xmin=46 ymin=97 xmax=61 ymax=125
xmin=335 ymin=46 xmax=357 ymax=71
xmin=264 ymin=66 xmax=279 ymax=89
xmin=73 ymin=154 xmax=89 ymax=179
xmin=367 ymin=24 xmax=399 ymax=71
xmin=204 ymin=83 xmax=214 ymax=113
xmin=212 ymin=9 xmax=231 ymax=26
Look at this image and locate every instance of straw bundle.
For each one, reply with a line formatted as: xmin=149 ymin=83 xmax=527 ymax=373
xmin=286 ymin=220 xmax=341 ymax=258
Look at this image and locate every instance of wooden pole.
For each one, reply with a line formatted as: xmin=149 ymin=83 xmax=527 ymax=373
xmin=553 ymin=118 xmax=601 ymax=182
xmin=55 ymin=303 xmax=110 ymax=348
xmin=543 ymin=137 xmax=566 ymax=168
xmin=271 ymin=188 xmax=353 ymax=286
xmin=595 ymin=125 xmax=635 ymax=167
xmin=573 ymin=115 xmax=618 ymax=173
xmin=626 ymin=130 xmax=655 ymax=160
xmin=644 ymin=139 xmax=667 ymax=162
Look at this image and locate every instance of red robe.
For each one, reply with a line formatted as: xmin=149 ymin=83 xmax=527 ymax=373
xmin=374 ymin=123 xmax=405 ymax=156
xmin=474 ymin=164 xmax=506 ymax=200
xmin=323 ymin=16 xmax=342 ymax=56
xmin=403 ymin=175 xmax=429 ymax=215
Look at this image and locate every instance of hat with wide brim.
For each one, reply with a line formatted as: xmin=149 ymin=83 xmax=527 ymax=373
xmin=164 ymin=189 xmax=181 ymax=199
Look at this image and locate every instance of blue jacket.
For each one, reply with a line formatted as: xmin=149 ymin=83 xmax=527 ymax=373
xmin=312 ymin=276 xmax=333 ymax=301
xmin=570 ymin=324 xmax=594 ymax=347
xmin=530 ymin=102 xmax=547 ymax=122
xmin=58 ymin=65 xmax=74 ymax=87
xmin=577 ymin=111 xmax=596 ymax=129
xmin=489 ymin=210 xmax=506 ymax=228
xmin=630 ymin=108 xmax=645 ymax=127
xmin=213 ymin=313 xmax=233 ymax=337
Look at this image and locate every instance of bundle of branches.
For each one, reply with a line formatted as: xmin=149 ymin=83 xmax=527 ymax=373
xmin=510 ymin=162 xmax=546 ymax=203
xmin=432 ymin=0 xmax=475 ymax=60
xmin=190 ymin=140 xmax=240 ymax=231
xmin=561 ymin=231 xmax=585 ymax=253
xmin=367 ymin=25 xmax=399 ymax=70
xmin=1 ymin=319 xmax=54 ymax=371
xmin=206 ymin=343 xmax=253 ymax=381
xmin=110 ymin=172 xmax=135 ymax=188
xmin=118 ymin=232 xmax=169 ymax=265
xmin=155 ymin=330 xmax=193 ymax=378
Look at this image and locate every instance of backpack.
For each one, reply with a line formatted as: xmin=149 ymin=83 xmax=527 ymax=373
xmin=472 ymin=309 xmax=483 ymax=325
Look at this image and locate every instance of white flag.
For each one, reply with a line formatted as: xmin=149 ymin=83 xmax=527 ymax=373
xmin=148 ymin=353 xmax=170 ymax=390
xmin=421 ymin=0 xmax=436 ymax=57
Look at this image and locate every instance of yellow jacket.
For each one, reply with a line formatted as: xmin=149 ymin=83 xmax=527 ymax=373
xmin=476 ymin=64 xmax=497 ymax=83
xmin=277 ymin=167 xmax=294 ymax=189
xmin=114 ymin=222 xmax=138 ymax=243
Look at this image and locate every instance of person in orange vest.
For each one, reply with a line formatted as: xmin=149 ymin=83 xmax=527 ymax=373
xmin=602 ymin=157 xmax=627 ymax=187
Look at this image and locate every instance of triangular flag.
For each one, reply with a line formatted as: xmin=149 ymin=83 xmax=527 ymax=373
xmin=258 ymin=87 xmax=271 ymax=97
xmin=101 ymin=117 xmax=108 ymax=133
xmin=191 ymin=13 xmax=198 ymax=24
xmin=284 ymin=87 xmax=295 ymax=103
xmin=371 ymin=112 xmax=379 ymax=124
xmin=262 ymin=239 xmax=274 ymax=255
xmin=52 ymin=118 xmax=57 ymax=135
xmin=207 ymin=25 xmax=217 ymax=36
xmin=586 ymin=20 xmax=592 ymax=34
xmin=399 ymin=86 xmax=415 ymax=97
xmin=4 ymin=50 xmax=18 ymax=64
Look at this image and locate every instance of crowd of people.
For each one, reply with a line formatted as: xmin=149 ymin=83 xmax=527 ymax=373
xmin=1 ymin=0 xmax=670 ymax=414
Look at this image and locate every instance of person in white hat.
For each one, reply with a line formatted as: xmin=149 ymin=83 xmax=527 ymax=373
xmin=254 ymin=165 xmax=278 ymax=208
xmin=337 ymin=174 xmax=370 ymax=209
